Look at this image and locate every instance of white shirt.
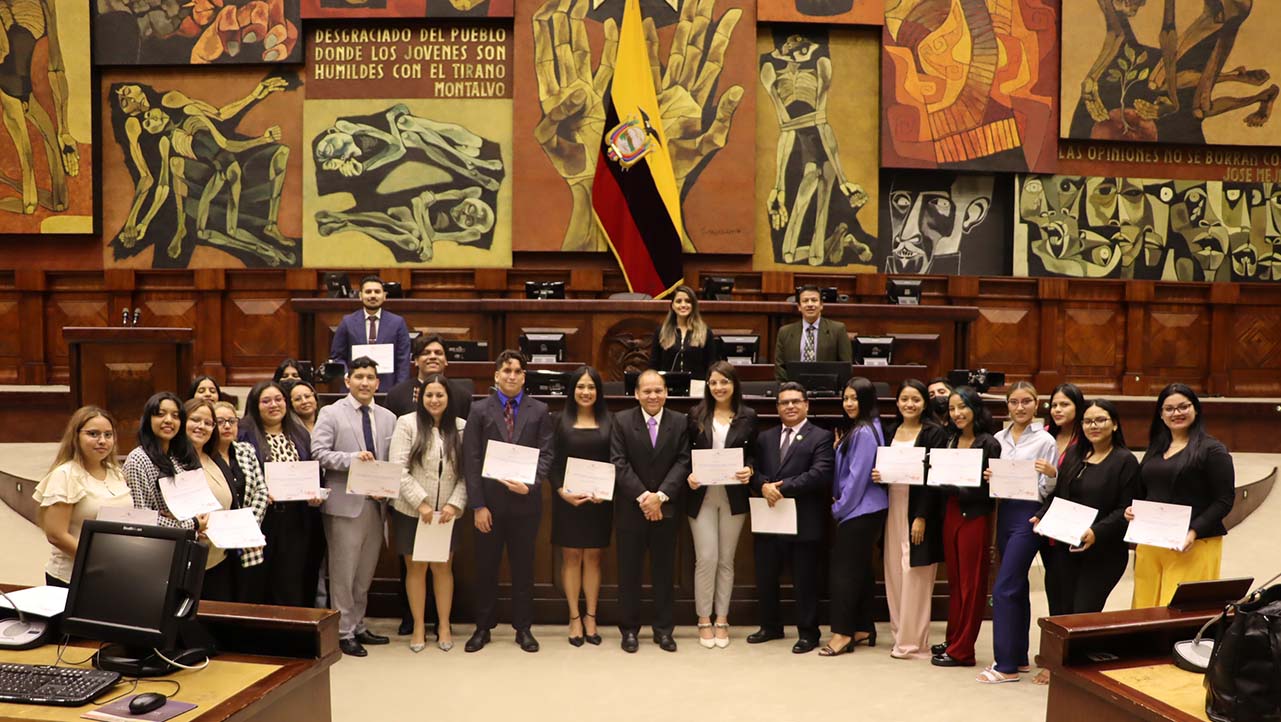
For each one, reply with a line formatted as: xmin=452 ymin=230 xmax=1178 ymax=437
xmin=344 ymin=394 xmax=381 ymax=455
xmin=994 ymin=424 xmax=1059 ymax=500
xmin=711 ymin=418 xmax=730 ymax=450
xmin=363 ymin=308 xmax=383 ymax=342
xmin=638 ymin=408 xmax=668 ymax=503
xmin=780 ymin=419 xmax=808 ymax=449
xmin=799 ymin=318 xmax=821 ymax=358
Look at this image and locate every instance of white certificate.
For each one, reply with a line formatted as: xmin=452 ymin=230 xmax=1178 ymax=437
xmin=97 ymin=506 xmax=159 ymax=526
xmin=482 ymin=440 xmax=541 ymax=485
xmin=204 ymin=508 xmax=266 ymax=549
xmin=987 ymin=458 xmax=1040 ymax=501
xmin=875 ymin=446 xmax=926 ymax=485
xmin=347 ymin=459 xmax=401 ymax=498
xmin=1034 ymin=497 xmax=1099 ymax=547
xmin=692 ymin=448 xmax=744 ymax=486
xmin=412 ymin=513 xmax=456 ymax=562
xmin=563 ymin=457 xmax=615 ymax=500
xmin=1125 ymin=500 xmax=1193 ymax=551
xmin=264 ymin=460 xmax=322 ymax=501
xmin=749 ymin=498 xmax=798 ymax=535
xmin=158 ymin=469 xmax=222 ymax=521
xmin=351 ymin=343 xmax=395 ymax=374
xmin=0 ymin=586 xmax=68 ymax=618
xmin=688 ymin=379 xmax=706 ymax=399
xmin=926 ymin=448 xmax=985 ymax=488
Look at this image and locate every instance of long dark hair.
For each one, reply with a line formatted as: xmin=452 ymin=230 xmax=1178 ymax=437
xmin=892 ymin=378 xmax=942 ymax=429
xmin=284 ymin=379 xmax=319 ymax=422
xmin=561 ymin=366 xmax=609 ymax=432
xmin=188 ymin=374 xmax=221 ymax=400
xmin=1143 ymin=383 xmax=1211 ymax=471
xmin=1061 ymin=398 xmax=1129 ymax=482
xmin=242 ymin=381 xmax=308 ymax=461
xmin=691 ymin=361 xmax=742 ymax=435
xmin=839 ymin=377 xmax=880 ymax=449
xmin=273 ymin=358 xmax=303 ymax=383
xmin=137 ymin=391 xmax=198 ymax=475
xmin=1046 ymin=382 xmax=1086 ymax=444
xmin=408 ymin=373 xmax=462 ymax=473
xmin=947 ymin=385 xmax=996 ymax=436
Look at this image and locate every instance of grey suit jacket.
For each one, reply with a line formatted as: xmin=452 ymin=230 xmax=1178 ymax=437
xmin=774 ymin=317 xmax=853 ymax=381
xmin=312 ymin=394 xmax=397 ymax=518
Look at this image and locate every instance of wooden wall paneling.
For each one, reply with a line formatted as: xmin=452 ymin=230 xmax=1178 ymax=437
xmin=1226 ymin=304 xmax=1281 ymax=396
xmin=222 ymin=290 xmax=298 ymax=385
xmin=1058 ymin=283 xmax=1127 ymax=394
xmin=0 ymin=293 xmax=22 ymax=384
xmin=1034 ymin=277 xmax=1068 ymax=390
xmin=1121 ymin=282 xmax=1153 ymax=395
xmin=194 ymin=270 xmax=226 ymax=381
xmin=43 ymin=274 xmax=113 ymax=385
xmin=15 ymin=269 xmax=48 ymax=384
xmin=1143 ymin=301 xmax=1212 ymax=395
xmin=968 ymin=302 xmax=1040 ymax=383
xmin=1206 ymin=284 xmax=1239 ymax=395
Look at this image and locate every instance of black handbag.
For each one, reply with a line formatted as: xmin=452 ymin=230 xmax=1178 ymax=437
xmin=1205 ymin=584 xmax=1281 ymax=722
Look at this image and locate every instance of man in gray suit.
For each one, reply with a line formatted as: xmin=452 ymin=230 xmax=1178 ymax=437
xmin=773 ymin=285 xmax=853 ymax=381
xmin=312 ymin=356 xmax=397 ymax=657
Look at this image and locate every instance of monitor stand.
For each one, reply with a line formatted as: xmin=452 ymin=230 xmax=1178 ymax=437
xmin=94 ymin=620 xmax=216 ymax=677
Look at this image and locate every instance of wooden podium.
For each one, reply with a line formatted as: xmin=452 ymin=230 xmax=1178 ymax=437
xmin=64 ymin=327 xmax=194 ymax=451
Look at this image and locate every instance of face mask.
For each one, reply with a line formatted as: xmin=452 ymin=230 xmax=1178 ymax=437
xmin=930 ymin=396 xmax=949 ymax=418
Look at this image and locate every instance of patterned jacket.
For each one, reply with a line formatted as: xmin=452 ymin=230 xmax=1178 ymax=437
xmin=230 ymin=441 xmax=269 ymax=568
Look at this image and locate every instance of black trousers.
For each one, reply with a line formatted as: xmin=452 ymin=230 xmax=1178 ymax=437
xmin=753 ymin=534 xmax=823 ymax=641
xmin=616 ymin=518 xmax=678 ymax=634
xmin=1041 ymin=538 xmax=1066 ymax=616
xmin=201 ymin=559 xmax=238 ymax=602
xmin=829 ymin=510 xmax=885 ymax=637
xmin=473 ymin=510 xmax=540 ymax=631
xmin=1049 ymin=542 xmax=1129 ymax=614
xmin=261 ymin=502 xmax=325 ymax=607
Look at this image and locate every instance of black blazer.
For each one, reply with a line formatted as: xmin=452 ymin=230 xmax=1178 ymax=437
xmin=384 ymin=376 xmax=473 ymax=420
xmin=610 ymin=407 xmax=691 ymax=530
xmin=649 ymin=326 xmax=719 ymax=379
xmin=1038 ymin=449 xmax=1139 ymax=547
xmin=750 ymin=422 xmax=835 ymax=542
xmin=1136 ymin=437 xmax=1235 ymax=539
xmin=935 ymin=431 xmax=1001 ymax=519
xmin=686 ymin=406 xmax=757 ymax=518
xmin=463 ymin=393 xmax=555 ymax=516
xmin=881 ymin=420 xmax=950 ymax=566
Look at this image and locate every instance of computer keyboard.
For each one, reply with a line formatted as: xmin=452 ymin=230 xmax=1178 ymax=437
xmin=0 ymin=662 xmax=121 ymax=706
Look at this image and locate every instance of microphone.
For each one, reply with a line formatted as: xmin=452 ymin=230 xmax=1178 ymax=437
xmin=1172 ymin=569 xmax=1281 ymax=673
xmin=122 ymin=309 xmax=130 ymax=325
xmin=132 ymin=308 xmax=142 ymax=326
xmin=0 ymin=588 xmax=51 ymax=649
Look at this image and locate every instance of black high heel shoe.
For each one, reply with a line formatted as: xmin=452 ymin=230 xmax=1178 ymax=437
xmin=854 ymin=630 xmax=877 ymax=648
xmin=583 ymin=612 xmax=602 ymax=646
xmin=568 ymin=615 xmax=585 ymax=647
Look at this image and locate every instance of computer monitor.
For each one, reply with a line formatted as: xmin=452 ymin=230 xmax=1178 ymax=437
xmin=62 ymin=521 xmax=209 ymax=677
xmin=785 ymin=361 xmax=852 ymax=398
xmin=700 ymin=276 xmax=735 ymax=301
xmin=716 ymin=335 xmax=759 ymax=365
xmin=444 ymin=340 xmax=489 ymax=362
xmin=519 ymin=333 xmax=566 ymax=364
xmin=624 ymin=370 xmax=692 ymax=397
xmin=382 ymin=281 xmax=404 ymax=299
xmin=524 ymin=281 xmax=566 ymax=300
xmin=322 ymin=272 xmax=351 ymax=299
xmin=854 ymin=336 xmax=894 ymax=366
xmin=886 ymin=279 xmax=922 ymax=305
xmin=794 ymin=286 xmax=839 ymax=303
xmin=524 ymin=370 xmax=568 ymax=396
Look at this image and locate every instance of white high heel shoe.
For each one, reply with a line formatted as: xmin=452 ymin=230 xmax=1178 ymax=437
xmin=698 ymin=622 xmax=715 ymax=649
xmin=714 ymin=623 xmax=730 ymax=649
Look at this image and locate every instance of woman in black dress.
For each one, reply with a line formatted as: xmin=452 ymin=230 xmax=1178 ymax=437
xmin=649 ymin=284 xmax=719 ymax=378
xmin=551 ymin=365 xmax=614 ymax=647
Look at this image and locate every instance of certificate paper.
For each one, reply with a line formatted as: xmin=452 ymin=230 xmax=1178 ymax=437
xmin=482 ymin=440 xmax=541 ymax=485
xmin=97 ymin=506 xmax=159 ymax=526
xmin=987 ymin=458 xmax=1040 ymax=501
xmin=874 ymin=446 xmax=926 ymax=485
xmin=1125 ymin=500 xmax=1193 ymax=551
xmin=412 ymin=513 xmax=455 ymax=562
xmin=563 ymin=457 xmax=615 ymax=500
xmin=692 ymin=448 xmax=744 ymax=486
xmin=347 ymin=459 xmax=401 ymax=498
xmin=264 ymin=461 xmax=322 ymax=501
xmin=351 ymin=343 xmax=395 ymax=374
xmin=1034 ymin=497 xmax=1098 ymax=547
xmin=749 ymin=498 xmax=798 ymax=534
xmin=204 ymin=508 xmax=267 ymax=549
xmin=926 ymin=448 xmax=985 ymax=488
xmin=159 ymin=469 xmax=222 ymax=520
xmin=688 ymin=379 xmax=706 ymax=399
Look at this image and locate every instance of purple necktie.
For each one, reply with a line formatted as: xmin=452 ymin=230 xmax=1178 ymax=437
xmin=647 ymin=417 xmax=658 ymax=448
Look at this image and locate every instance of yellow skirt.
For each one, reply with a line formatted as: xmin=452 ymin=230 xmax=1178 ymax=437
xmin=1131 ymin=536 xmax=1223 ymax=609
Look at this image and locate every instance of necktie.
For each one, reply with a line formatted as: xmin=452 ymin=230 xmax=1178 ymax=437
xmin=504 ymin=397 xmax=516 ymax=442
xmin=647 ymin=416 xmax=658 ymax=448
xmin=802 ymin=325 xmax=816 ymax=362
xmin=779 ymin=426 xmax=794 ymax=463
xmin=360 ymin=405 xmax=376 ymax=456
xmin=367 ymin=314 xmax=378 ymax=344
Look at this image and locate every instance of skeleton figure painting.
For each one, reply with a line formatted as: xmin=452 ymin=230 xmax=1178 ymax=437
xmin=94 ymin=0 xmax=300 ymax=65
xmin=1062 ymin=0 xmax=1280 ymax=145
xmin=0 ymin=0 xmax=92 ymax=233
xmin=877 ymin=170 xmax=1006 ymax=276
xmin=754 ymin=26 xmax=878 ymax=271
xmin=102 ymin=69 xmax=302 ymax=269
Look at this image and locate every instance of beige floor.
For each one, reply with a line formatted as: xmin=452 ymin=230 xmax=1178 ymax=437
xmin=1 ymin=452 xmax=1276 ymax=722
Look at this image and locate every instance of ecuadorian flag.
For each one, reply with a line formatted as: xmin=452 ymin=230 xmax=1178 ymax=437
xmin=592 ymin=0 xmax=685 ymax=300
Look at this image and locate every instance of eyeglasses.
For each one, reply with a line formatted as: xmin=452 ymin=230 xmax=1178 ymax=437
xmin=215 ymin=418 xmax=238 ymax=428
xmin=777 ymin=398 xmax=806 ymax=407
xmin=1082 ymin=418 xmax=1112 ymax=428
xmin=1162 ymin=402 xmax=1193 ymax=415
xmin=188 ymin=419 xmax=215 ymax=430
xmin=261 ymin=398 xmax=287 ymax=407
xmin=1008 ymin=398 xmax=1037 ymax=407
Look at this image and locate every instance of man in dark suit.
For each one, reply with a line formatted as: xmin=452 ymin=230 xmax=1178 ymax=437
xmin=384 ymin=333 xmax=473 ymax=419
xmin=748 ymin=381 xmax=835 ymax=653
xmin=773 ymin=285 xmax=852 ymax=381
xmin=611 ymin=369 xmax=691 ymax=653
xmin=462 ymin=350 xmax=554 ymax=653
xmin=329 ymin=275 xmax=412 ymax=389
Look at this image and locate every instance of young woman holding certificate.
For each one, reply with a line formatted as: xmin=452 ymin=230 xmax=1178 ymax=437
xmin=550 ymin=366 xmax=614 ymax=647
xmin=1127 ymin=384 xmax=1235 ymax=608
xmin=931 ymin=386 xmax=1000 ymax=668
xmin=686 ymin=361 xmax=756 ymax=649
xmin=212 ymin=401 xmax=269 ymax=603
xmin=978 ymin=383 xmax=1058 ymax=683
xmin=389 ymin=374 xmax=467 ymax=652
xmin=821 ymin=377 xmax=887 ymax=657
xmin=1033 ymin=399 xmax=1137 ymax=618
xmin=123 ymin=392 xmax=200 ymax=530
xmin=184 ymin=399 xmax=239 ymax=601
xmin=872 ymin=379 xmax=948 ymax=660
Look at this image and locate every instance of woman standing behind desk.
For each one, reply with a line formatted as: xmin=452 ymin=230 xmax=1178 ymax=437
xmin=33 ymin=406 xmax=133 ymax=588
xmin=286 ymin=380 xmax=321 ymax=434
xmin=183 ymin=399 xmax=239 ymax=601
xmin=213 ymin=400 xmax=270 ymax=603
xmin=123 ymin=391 xmax=201 ymax=530
xmin=649 ymin=285 xmax=719 ymax=378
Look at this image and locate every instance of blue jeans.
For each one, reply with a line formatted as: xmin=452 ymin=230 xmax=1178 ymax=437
xmin=991 ymin=500 xmax=1041 ymax=673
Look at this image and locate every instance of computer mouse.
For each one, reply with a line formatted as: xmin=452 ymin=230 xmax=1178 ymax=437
xmin=128 ymin=692 xmax=168 ymax=715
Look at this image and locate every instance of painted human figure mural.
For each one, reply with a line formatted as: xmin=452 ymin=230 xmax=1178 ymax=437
xmin=94 ymin=0 xmax=300 ymax=64
xmin=880 ymin=172 xmax=999 ymax=275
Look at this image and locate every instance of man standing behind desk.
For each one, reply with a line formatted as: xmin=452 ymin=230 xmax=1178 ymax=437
xmin=611 ymin=369 xmax=691 ymax=653
xmin=463 ymin=350 xmax=554 ymax=653
xmin=748 ymin=382 xmax=835 ymax=653
xmin=329 ymin=275 xmax=411 ymax=389
xmin=774 ymin=285 xmax=853 ymax=381
xmin=312 ymin=357 xmax=397 ymax=658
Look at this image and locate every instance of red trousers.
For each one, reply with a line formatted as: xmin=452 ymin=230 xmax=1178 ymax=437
xmin=942 ymin=497 xmax=991 ymax=664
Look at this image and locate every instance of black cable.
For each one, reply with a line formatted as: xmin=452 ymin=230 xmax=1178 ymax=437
xmin=95 ymin=677 xmax=182 ymax=706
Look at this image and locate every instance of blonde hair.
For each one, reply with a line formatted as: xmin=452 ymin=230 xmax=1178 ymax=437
xmin=658 ymin=285 xmax=709 ymax=349
xmin=213 ymin=401 xmax=238 ymax=417
xmin=49 ymin=406 xmax=120 ymax=475
xmin=1006 ymin=380 xmax=1038 ymax=400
